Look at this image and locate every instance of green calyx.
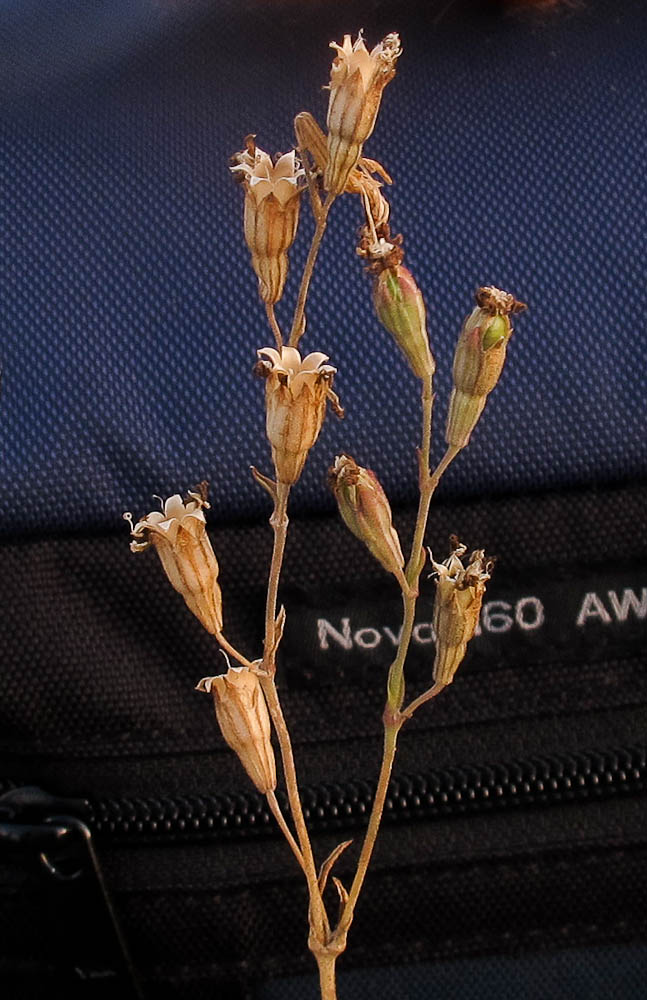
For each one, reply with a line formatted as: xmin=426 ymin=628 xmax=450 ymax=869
xmin=481 ymin=314 xmax=509 ymax=351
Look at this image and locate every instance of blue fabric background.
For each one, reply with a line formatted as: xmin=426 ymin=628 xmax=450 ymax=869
xmin=1 ymin=0 xmax=645 ymax=537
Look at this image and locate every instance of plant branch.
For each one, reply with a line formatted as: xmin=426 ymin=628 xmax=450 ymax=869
xmin=429 ymin=444 xmax=460 ymax=491
xmin=386 ymin=373 xmax=435 ymax=712
xmin=289 ymin=192 xmax=335 ymax=348
xmin=263 ymin=482 xmax=290 ymax=672
xmin=333 ymin=378 xmax=461 ymax=947
xmin=401 ymin=680 xmax=446 ymax=720
xmin=315 ymin=949 xmax=339 ymax=1000
xmin=266 ymin=788 xmax=306 ymax=872
xmin=214 ymin=631 xmax=256 ymax=670
xmin=265 ymin=302 xmax=284 ymax=349
xmin=334 ymin=720 xmax=401 ymax=941
xmin=260 ymin=675 xmax=330 ymax=941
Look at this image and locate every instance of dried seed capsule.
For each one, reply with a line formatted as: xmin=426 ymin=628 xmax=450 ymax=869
xmin=196 ymin=668 xmax=276 ymax=794
xmin=325 ymin=32 xmax=401 ymax=196
xmin=231 ymin=140 xmax=304 ymax=303
xmin=329 ymin=454 xmax=405 ymax=578
xmin=125 ymin=488 xmax=223 ymax=635
xmin=373 ymin=265 xmax=435 ymax=379
xmin=256 ymin=346 xmax=343 ymax=485
xmin=446 ymin=286 xmax=526 ymax=449
xmin=430 ymin=538 xmax=493 ymax=685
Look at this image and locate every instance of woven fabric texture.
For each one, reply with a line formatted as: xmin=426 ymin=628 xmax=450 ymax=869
xmin=1 ymin=0 xmax=645 ymax=538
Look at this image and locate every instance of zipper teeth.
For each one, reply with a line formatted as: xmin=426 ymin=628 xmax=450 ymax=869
xmin=87 ymin=745 xmax=647 ymax=843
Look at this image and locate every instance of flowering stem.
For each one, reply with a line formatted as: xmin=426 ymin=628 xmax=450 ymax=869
xmin=263 ymin=482 xmax=290 ymax=671
xmin=333 ymin=719 xmax=401 ymax=943
xmin=407 ymin=374 xmax=435 ymax=583
xmin=429 ymin=444 xmax=460 ymax=492
xmin=260 ymin=675 xmax=329 ymax=942
xmin=333 ymin=376 xmax=455 ymax=948
xmin=289 ymin=192 xmax=335 ymax=348
xmin=401 ymin=680 xmax=446 ymax=720
xmin=265 ymin=302 xmax=284 ymax=349
xmin=266 ymin=788 xmax=306 ymax=873
xmin=214 ymin=631 xmax=256 ymax=670
xmin=315 ymin=950 xmax=339 ymax=1000
xmin=261 ymin=480 xmax=330 ymax=943
xmin=386 ymin=373 xmax=434 ymax=712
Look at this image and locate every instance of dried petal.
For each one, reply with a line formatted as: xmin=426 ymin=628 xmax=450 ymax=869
xmin=324 ymin=32 xmax=401 ymax=195
xmin=231 ymin=141 xmax=305 ymax=302
xmin=430 ymin=539 xmax=493 ymax=685
xmin=197 ymin=667 xmax=276 ymax=793
xmin=125 ymin=487 xmax=223 ymax=634
xmin=257 ymin=346 xmax=340 ymax=484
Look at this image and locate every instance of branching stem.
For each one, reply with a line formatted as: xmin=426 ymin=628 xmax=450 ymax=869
xmin=263 ymin=482 xmax=290 ymax=671
xmin=266 ymin=788 xmax=306 ymax=872
xmin=261 ymin=675 xmax=329 ymax=941
xmin=333 ymin=376 xmax=458 ymax=948
xmin=214 ymin=631 xmax=256 ymax=670
xmin=289 ymin=192 xmax=335 ymax=348
xmin=265 ymin=302 xmax=284 ymax=349
xmin=401 ymin=680 xmax=446 ymax=719
xmin=260 ymin=480 xmax=329 ymax=943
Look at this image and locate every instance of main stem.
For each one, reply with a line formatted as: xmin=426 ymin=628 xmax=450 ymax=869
xmin=261 ymin=481 xmax=329 ymax=942
xmin=289 ymin=192 xmax=335 ymax=348
xmin=260 ymin=676 xmax=328 ymax=939
xmin=316 ymin=951 xmax=339 ymax=1000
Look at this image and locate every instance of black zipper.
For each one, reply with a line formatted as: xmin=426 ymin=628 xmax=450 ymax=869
xmin=76 ymin=744 xmax=646 ymax=845
xmin=1 ymin=745 xmax=644 ymax=996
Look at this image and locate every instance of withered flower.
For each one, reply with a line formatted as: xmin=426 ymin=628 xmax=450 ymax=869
xmin=325 ymin=32 xmax=401 ymax=195
xmin=446 ymin=286 xmax=526 ymax=450
xmin=125 ymin=488 xmax=223 ymax=635
xmin=329 ymin=454 xmax=405 ymax=580
xmin=231 ymin=139 xmax=304 ymax=303
xmin=430 ymin=538 xmax=493 ymax=685
xmin=256 ymin=346 xmax=342 ymax=485
xmin=196 ymin=667 xmax=276 ymax=794
xmin=295 ymin=111 xmax=392 ymax=227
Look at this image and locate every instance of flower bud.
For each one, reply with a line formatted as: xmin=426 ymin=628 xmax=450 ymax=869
xmin=430 ymin=538 xmax=493 ymax=685
xmin=325 ymin=32 xmax=401 ymax=196
xmin=196 ymin=667 xmax=276 ymax=794
xmin=446 ymin=286 xmax=526 ymax=449
xmin=329 ymin=454 xmax=404 ymax=578
xmin=373 ymin=265 xmax=435 ymax=379
xmin=231 ymin=140 xmax=304 ymax=303
xmin=125 ymin=487 xmax=223 ymax=634
xmin=256 ymin=346 xmax=343 ymax=485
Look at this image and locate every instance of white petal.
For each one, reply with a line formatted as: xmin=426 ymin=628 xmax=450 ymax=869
xmin=301 ymin=351 xmax=329 ymax=371
xmin=258 ymin=347 xmax=283 ymax=367
xmin=280 ymin=346 xmax=303 ymax=372
xmin=142 ymin=511 xmax=165 ymax=526
xmin=273 ymin=150 xmax=297 ymax=179
xmin=164 ymin=495 xmax=185 ymax=518
xmin=254 ymin=147 xmax=272 ymax=168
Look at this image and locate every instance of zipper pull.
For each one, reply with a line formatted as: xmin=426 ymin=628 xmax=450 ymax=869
xmin=0 ymin=785 xmax=145 ymax=998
